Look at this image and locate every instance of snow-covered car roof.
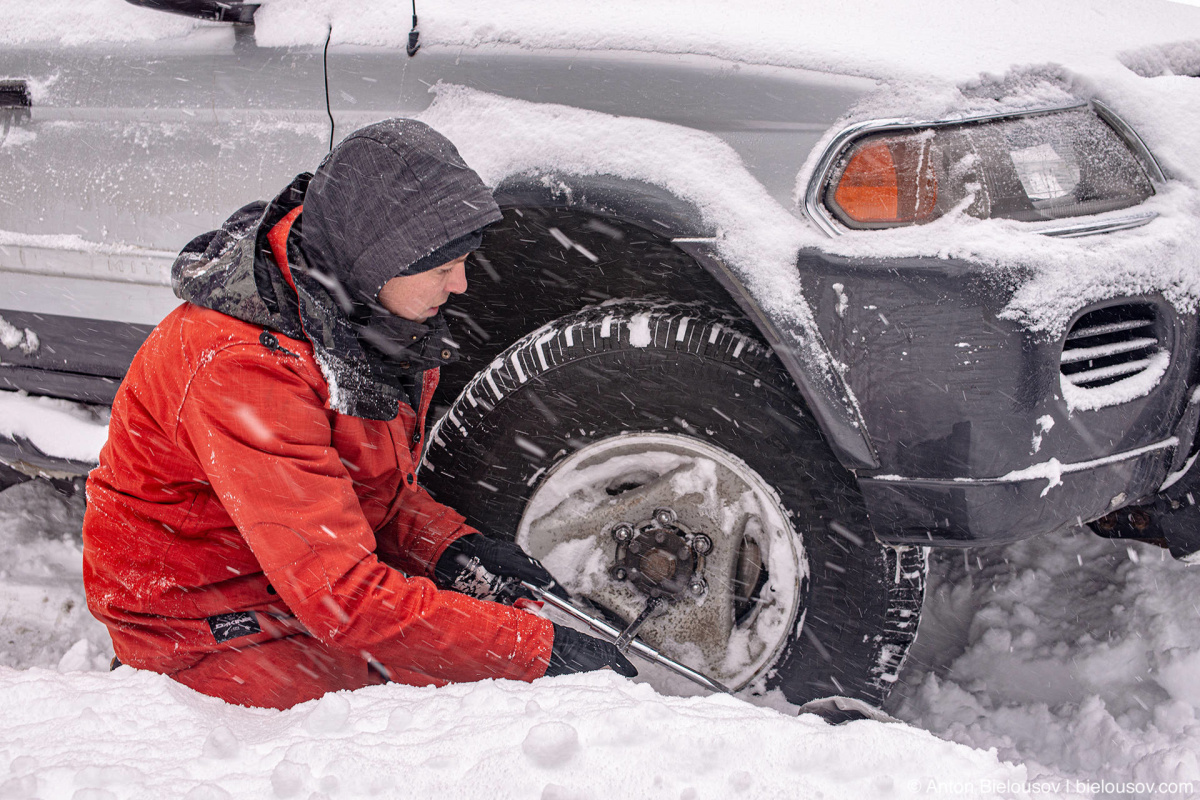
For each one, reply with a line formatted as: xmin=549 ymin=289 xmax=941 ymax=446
xmin=10 ymin=0 xmax=1200 ymax=82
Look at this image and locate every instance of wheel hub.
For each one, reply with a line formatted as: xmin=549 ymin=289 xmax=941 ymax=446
xmin=517 ymin=432 xmax=805 ymax=692
xmin=610 ymin=507 xmax=712 ymax=600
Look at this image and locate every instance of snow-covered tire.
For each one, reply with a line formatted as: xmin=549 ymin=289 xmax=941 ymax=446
xmin=422 ymin=303 xmax=925 ymax=706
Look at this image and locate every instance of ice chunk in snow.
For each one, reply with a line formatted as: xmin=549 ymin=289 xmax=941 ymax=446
xmin=303 ymin=692 xmax=351 ymax=734
xmin=521 ymin=721 xmax=580 ymax=767
xmin=201 ymin=727 xmax=240 ymax=760
xmin=55 ymin=639 xmax=92 ymax=673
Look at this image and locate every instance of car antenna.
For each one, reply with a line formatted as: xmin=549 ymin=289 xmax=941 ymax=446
xmin=407 ymin=0 xmax=420 ymax=57
xmin=323 ymin=25 xmax=335 ymax=151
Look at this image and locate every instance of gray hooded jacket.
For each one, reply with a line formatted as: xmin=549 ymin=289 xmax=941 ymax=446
xmin=170 ymin=119 xmax=503 ymax=420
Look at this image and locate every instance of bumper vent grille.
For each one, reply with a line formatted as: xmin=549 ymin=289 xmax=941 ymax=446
xmin=1061 ymin=304 xmax=1161 ymax=389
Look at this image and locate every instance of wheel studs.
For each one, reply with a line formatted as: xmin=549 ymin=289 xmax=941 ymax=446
xmin=610 ymin=509 xmax=710 ymax=602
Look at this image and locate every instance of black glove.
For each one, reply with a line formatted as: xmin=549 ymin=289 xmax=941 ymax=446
xmin=544 ymin=624 xmax=638 ymax=678
xmin=434 ymin=533 xmax=559 ymax=603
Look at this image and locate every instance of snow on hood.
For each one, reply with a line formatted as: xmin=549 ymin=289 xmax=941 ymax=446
xmin=7 ymin=0 xmax=1200 ymax=83
xmin=417 ymin=84 xmax=826 ymax=356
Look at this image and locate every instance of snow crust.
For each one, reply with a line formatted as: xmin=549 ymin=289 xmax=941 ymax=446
xmin=0 ymin=229 xmax=176 ymax=260
xmin=800 ymin=67 xmax=1200 ymax=338
xmin=414 ymin=74 xmax=1200 ymax=346
xmin=1 ymin=0 xmax=204 ymax=45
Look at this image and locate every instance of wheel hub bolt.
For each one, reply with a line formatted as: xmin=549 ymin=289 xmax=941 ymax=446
xmin=612 ymin=524 xmax=634 ymax=543
xmin=691 ymin=534 xmax=713 ymax=555
xmin=653 ymin=508 xmax=676 ymax=526
xmin=689 ymin=577 xmax=707 ymax=596
xmin=612 ymin=567 xmax=628 ymax=581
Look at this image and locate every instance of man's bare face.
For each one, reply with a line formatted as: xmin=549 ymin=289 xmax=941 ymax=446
xmin=377 ymin=255 xmax=469 ymax=322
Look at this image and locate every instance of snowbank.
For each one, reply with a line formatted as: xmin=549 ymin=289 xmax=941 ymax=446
xmin=892 ymin=528 xmax=1200 ymax=796
xmin=0 ymin=478 xmax=1029 ymax=798
xmin=0 ymin=481 xmax=107 ymax=672
xmin=0 ymin=666 xmax=1037 ymax=800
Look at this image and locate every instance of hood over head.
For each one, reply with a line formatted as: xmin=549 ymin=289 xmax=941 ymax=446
xmin=299 ymin=118 xmax=502 ymax=307
xmin=170 ymin=119 xmax=501 ymax=420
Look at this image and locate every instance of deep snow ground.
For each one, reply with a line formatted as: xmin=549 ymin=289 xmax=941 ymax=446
xmin=0 ymin=477 xmax=1198 ymax=797
xmin=888 ymin=530 xmax=1200 ymax=794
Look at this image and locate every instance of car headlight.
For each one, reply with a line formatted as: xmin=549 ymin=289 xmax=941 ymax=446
xmin=811 ymin=104 xmax=1161 ymax=233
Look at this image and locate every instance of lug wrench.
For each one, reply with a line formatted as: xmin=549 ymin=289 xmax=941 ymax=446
xmin=521 ymin=581 xmax=731 ymax=694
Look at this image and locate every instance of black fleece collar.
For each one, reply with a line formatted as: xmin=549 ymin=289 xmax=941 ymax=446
xmin=354 ymin=310 xmax=460 ymax=382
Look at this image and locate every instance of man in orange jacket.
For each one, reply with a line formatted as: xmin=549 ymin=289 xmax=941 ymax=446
xmin=82 ymin=119 xmax=635 ymax=709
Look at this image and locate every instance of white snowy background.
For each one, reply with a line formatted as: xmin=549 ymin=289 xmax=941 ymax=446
xmin=3 ymin=0 xmax=1200 ymax=797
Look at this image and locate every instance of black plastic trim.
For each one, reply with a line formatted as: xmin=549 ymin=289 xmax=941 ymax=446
xmin=0 ymin=80 xmax=31 ymax=109
xmin=123 ymin=0 xmax=258 ymax=24
xmin=0 ymin=435 xmax=95 ymax=477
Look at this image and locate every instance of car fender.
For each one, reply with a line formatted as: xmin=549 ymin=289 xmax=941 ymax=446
xmin=494 ymin=172 xmax=879 ymax=471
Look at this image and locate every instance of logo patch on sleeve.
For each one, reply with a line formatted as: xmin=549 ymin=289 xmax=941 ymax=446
xmin=208 ymin=611 xmax=262 ymax=643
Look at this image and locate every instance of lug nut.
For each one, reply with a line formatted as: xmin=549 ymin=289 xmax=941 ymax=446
xmin=613 ymin=567 xmax=628 ymax=581
xmin=654 ymin=508 xmax=676 ymax=526
xmin=689 ymin=577 xmax=707 ymax=596
xmin=691 ymin=534 xmax=713 ymax=555
xmin=612 ymin=524 xmax=634 ymax=543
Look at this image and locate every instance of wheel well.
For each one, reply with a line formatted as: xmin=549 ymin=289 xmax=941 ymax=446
xmin=439 ymin=206 xmax=750 ymax=410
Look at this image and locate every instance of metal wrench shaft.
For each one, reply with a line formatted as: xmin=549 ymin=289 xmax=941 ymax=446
xmin=521 ymin=581 xmax=730 ymax=694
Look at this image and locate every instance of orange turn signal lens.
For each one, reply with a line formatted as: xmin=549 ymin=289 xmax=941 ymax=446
xmin=831 ymin=136 xmax=939 ymax=226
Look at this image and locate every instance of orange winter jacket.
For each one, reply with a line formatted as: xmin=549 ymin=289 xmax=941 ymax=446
xmin=82 ymin=215 xmax=553 ymax=689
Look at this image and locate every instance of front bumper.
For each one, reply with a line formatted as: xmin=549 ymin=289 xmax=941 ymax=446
xmin=798 ymin=249 xmax=1199 ymax=547
xmin=860 ymin=436 xmax=1179 ymax=545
